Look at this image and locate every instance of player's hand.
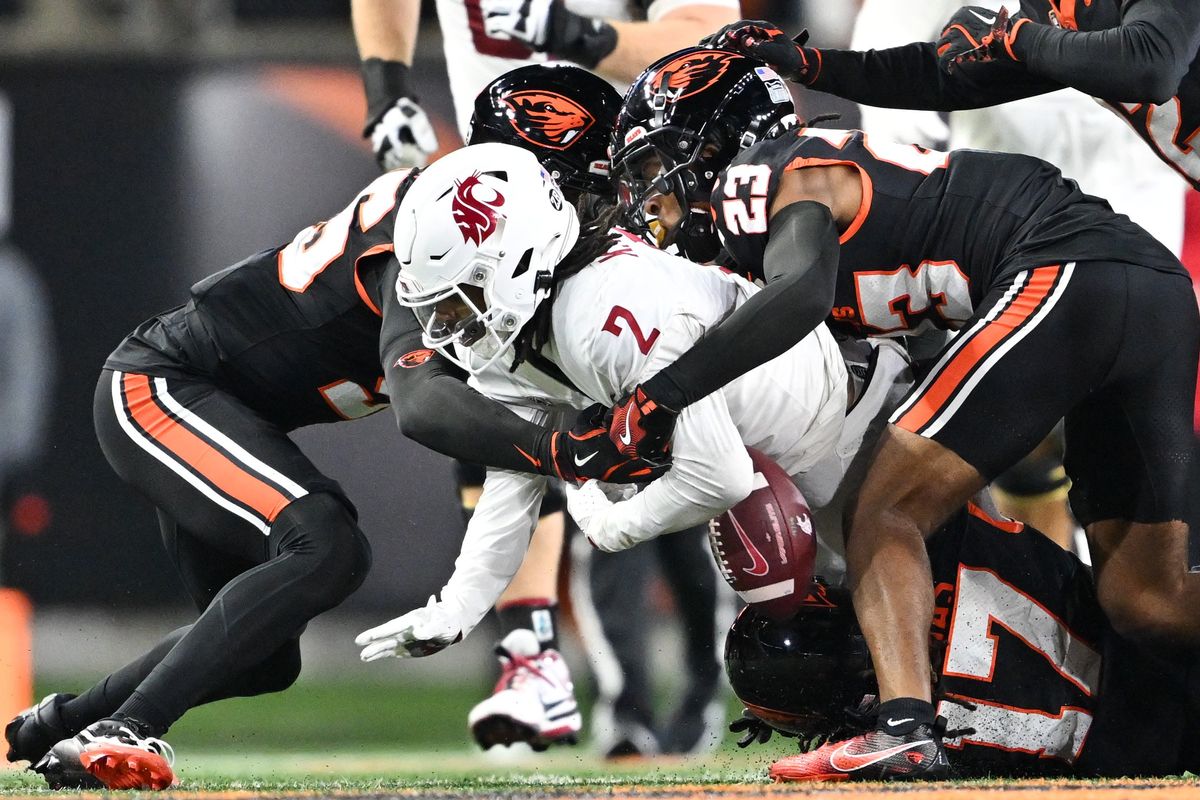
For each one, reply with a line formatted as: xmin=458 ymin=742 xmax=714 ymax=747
xmin=565 ymin=480 xmax=640 ymax=552
xmin=482 ymin=0 xmax=553 ymax=49
xmin=361 ymin=58 xmax=439 ymax=171
xmin=355 ymin=595 xmax=464 ymax=661
xmin=368 ymin=98 xmax=439 ymax=171
xmin=605 ymin=386 xmax=678 ymax=465
xmin=700 ymin=21 xmax=817 ymax=84
xmin=729 ymin=708 xmax=798 ymax=748
xmin=546 ymin=403 xmax=672 ymax=485
xmin=937 ymin=6 xmax=1024 ymax=73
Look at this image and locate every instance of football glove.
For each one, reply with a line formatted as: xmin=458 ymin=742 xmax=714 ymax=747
xmin=361 ymin=58 xmax=439 ymax=170
xmin=564 ymin=479 xmax=642 ymax=552
xmin=355 ymin=595 xmax=465 ymax=661
xmin=606 ymin=386 xmax=678 ymax=464
xmin=729 ymin=708 xmax=798 ymax=748
xmin=545 ymin=403 xmax=671 ymax=484
xmin=700 ymin=21 xmax=818 ymax=84
xmin=937 ymin=6 xmax=1028 ymax=73
xmin=481 ymin=0 xmax=617 ymax=68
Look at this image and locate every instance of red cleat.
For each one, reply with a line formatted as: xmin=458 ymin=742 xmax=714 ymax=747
xmin=770 ymin=724 xmax=951 ymax=782
xmin=34 ymin=716 xmax=175 ymax=790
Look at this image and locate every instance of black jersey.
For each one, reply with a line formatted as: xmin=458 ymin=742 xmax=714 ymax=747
xmin=808 ymin=0 xmax=1200 ymax=188
xmin=713 ymin=128 xmax=1183 ymax=339
xmin=106 ymin=169 xmax=417 ymax=431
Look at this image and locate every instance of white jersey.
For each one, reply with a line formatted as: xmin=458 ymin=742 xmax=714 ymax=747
xmin=436 ymin=235 xmax=913 ymax=635
xmin=850 ymin=0 xmax=1186 ymax=255
xmin=436 ymin=0 xmax=739 ymax=136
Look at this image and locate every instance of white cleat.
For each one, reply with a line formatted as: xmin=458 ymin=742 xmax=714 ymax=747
xmin=469 ymin=629 xmax=582 ymax=751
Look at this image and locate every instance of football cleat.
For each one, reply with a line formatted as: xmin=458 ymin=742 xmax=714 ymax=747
xmin=769 ymin=722 xmax=951 ymax=782
xmin=468 ymin=629 xmax=582 ymax=751
xmin=5 ymin=693 xmax=76 ymax=766
xmin=34 ymin=716 xmax=175 ymax=790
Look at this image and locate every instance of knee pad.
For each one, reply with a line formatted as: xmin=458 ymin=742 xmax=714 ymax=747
xmin=270 ymin=493 xmax=373 ymax=605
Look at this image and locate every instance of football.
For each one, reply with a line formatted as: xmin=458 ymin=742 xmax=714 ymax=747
xmin=707 ymin=447 xmax=817 ymax=620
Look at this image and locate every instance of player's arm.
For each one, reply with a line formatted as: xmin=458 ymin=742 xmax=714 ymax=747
xmin=480 ymin=0 xmax=738 ymax=81
xmin=357 ymin=439 xmax=549 ymax=660
xmin=352 ymin=0 xmax=438 ymax=169
xmin=1005 ymin=0 xmax=1200 ymax=103
xmin=638 ymin=164 xmax=854 ymax=415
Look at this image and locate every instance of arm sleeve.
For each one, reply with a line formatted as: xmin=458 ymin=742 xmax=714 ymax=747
xmin=644 ymin=201 xmax=840 ymax=410
xmin=378 ymin=258 xmax=556 ymax=474
xmin=810 ymin=41 xmax=1063 ymax=110
xmin=1013 ymin=0 xmax=1200 ymax=103
xmin=587 ymin=315 xmax=755 ymax=547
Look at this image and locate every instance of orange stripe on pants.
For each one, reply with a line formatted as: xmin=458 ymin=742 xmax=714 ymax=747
xmin=895 ymin=266 xmax=1061 ymax=433
xmin=121 ymin=373 xmax=292 ymax=523
xmin=0 ymin=588 xmax=32 ymax=747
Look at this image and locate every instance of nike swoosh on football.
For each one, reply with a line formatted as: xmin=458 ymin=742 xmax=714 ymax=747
xmin=729 ymin=512 xmax=771 ymax=577
xmin=574 ymin=451 xmax=598 ymax=467
xmin=827 ymin=739 xmax=933 ymax=773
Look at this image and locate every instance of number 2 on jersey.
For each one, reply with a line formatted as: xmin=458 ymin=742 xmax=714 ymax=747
xmin=277 ymin=169 xmax=411 ymax=293
xmin=603 ymin=306 xmax=661 ymax=355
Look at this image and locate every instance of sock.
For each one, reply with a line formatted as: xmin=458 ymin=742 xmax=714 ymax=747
xmin=497 ymin=599 xmax=558 ymax=651
xmin=114 ymin=692 xmax=171 ymax=738
xmin=875 ymin=697 xmax=936 ymax=736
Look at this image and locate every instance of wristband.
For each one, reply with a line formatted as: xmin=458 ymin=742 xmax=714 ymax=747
xmin=361 ymin=58 xmax=417 ymax=133
xmin=548 ymin=5 xmax=618 ymax=69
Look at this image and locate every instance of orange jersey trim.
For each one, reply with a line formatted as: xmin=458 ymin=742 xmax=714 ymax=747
xmin=783 ymin=157 xmax=873 ymax=244
xmin=967 ymin=501 xmax=1025 ymax=533
xmin=353 ymin=243 xmax=393 ymax=317
xmin=121 ymin=373 xmax=292 ymax=523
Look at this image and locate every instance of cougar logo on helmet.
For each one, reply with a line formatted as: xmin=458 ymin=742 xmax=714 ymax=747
xmin=650 ymin=51 xmax=739 ymax=101
xmin=502 ymin=90 xmax=596 ymax=151
xmin=452 ymin=173 xmax=506 ymax=245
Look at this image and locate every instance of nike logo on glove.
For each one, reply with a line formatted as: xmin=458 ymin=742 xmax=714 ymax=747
xmin=574 ymin=451 xmax=598 ymax=467
xmin=968 ymin=8 xmax=997 ymax=23
xmin=827 ymin=739 xmax=932 ymax=772
xmin=619 ymin=414 xmax=633 ymax=446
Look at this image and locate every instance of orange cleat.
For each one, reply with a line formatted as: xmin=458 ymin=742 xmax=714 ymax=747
xmin=769 ymin=725 xmax=950 ymax=783
xmin=35 ymin=716 xmax=175 ymax=790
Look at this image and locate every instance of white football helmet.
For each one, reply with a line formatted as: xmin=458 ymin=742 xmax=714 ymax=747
xmin=393 ymin=143 xmax=579 ymax=375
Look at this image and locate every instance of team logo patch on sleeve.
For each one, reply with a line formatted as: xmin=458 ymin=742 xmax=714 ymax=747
xmin=452 ymin=173 xmax=506 ymax=245
xmin=501 ymin=91 xmax=596 ymax=151
xmin=396 ymin=349 xmax=435 ymax=368
xmin=649 ymin=51 xmax=739 ymax=101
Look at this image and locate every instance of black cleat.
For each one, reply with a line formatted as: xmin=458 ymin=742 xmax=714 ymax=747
xmin=5 ymin=693 xmax=76 ymax=766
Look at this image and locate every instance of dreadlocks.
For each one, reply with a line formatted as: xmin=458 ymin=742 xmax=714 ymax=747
xmin=510 ymin=199 xmax=622 ymax=372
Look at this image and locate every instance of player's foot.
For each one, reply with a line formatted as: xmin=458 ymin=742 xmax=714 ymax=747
xmin=469 ymin=629 xmax=581 ymax=751
xmin=769 ymin=721 xmax=951 ymax=782
xmin=5 ymin=693 xmax=76 ymax=766
xmin=34 ymin=715 xmax=175 ymax=790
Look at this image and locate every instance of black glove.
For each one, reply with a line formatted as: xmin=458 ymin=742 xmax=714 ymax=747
xmin=542 ymin=403 xmax=672 ymax=484
xmin=360 ymin=58 xmax=439 ymax=170
xmin=481 ymin=0 xmax=617 ymax=68
xmin=729 ymin=708 xmax=797 ymax=748
xmin=937 ymin=6 xmax=1024 ymax=73
xmin=604 ymin=386 xmax=678 ymax=465
xmin=700 ymin=21 xmax=817 ymax=84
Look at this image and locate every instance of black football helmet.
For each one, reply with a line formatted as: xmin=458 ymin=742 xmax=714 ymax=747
xmin=467 ymin=64 xmax=622 ymax=200
xmin=724 ymin=583 xmax=876 ymax=742
xmin=611 ymin=47 xmax=797 ymax=262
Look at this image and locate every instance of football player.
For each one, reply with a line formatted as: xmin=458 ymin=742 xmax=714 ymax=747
xmin=1 ymin=130 xmax=663 ymax=792
xmin=725 ymin=507 xmax=1200 ymax=778
xmin=351 ymin=0 xmax=740 ymax=169
xmin=703 ymin=1 xmax=1200 ymax=190
xmin=606 ymin=47 xmax=1200 ymax=780
xmin=438 ymin=64 xmax=728 ymax=756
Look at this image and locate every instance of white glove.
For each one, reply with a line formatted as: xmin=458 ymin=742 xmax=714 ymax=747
xmin=481 ymin=0 xmax=553 ymax=48
xmin=566 ymin=480 xmax=641 ymax=553
xmin=355 ymin=594 xmax=464 ymax=661
xmin=369 ymin=98 xmax=439 ymax=171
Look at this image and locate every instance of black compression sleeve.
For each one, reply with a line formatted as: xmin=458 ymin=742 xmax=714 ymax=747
xmin=377 ymin=264 xmax=556 ymax=475
xmin=643 ymin=202 xmax=840 ymax=410
xmin=1013 ymin=0 xmax=1200 ymax=103
xmin=810 ymin=42 xmax=1061 ymax=110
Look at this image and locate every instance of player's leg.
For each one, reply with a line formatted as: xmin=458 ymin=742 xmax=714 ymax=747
xmin=654 ymin=525 xmax=729 ymax=755
xmin=34 ymin=370 xmax=370 ymax=790
xmin=1066 ymin=268 xmax=1200 ymax=644
xmin=463 ymin=463 xmax=580 ymax=750
xmin=774 ymin=264 xmax=1112 ymax=782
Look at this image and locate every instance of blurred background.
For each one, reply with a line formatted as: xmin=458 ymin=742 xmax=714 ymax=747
xmin=0 ymin=0 xmax=1197 ymax=763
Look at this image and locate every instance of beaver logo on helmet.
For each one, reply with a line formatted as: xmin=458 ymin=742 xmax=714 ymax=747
xmin=452 ymin=173 xmax=506 ymax=245
xmin=502 ymin=90 xmax=596 ymax=151
xmin=650 ymin=50 xmax=740 ymax=101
